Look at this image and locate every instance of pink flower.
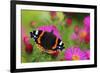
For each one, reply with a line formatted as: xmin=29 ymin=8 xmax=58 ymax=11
xmin=22 ymin=27 xmax=33 ymax=54
xmin=83 ymin=16 xmax=90 ymax=31
xmin=22 ymin=27 xmax=30 ymax=45
xmin=65 ymin=47 xmax=87 ymax=60
xmin=74 ymin=25 xmax=79 ymax=33
xmin=37 ymin=25 xmax=62 ymax=39
xmin=25 ymin=44 xmax=33 ymax=54
xmin=78 ymin=28 xmax=90 ymax=43
xmin=71 ymin=32 xmax=78 ymax=40
xmin=23 ymin=36 xmax=30 ymax=45
xmin=84 ymin=50 xmax=90 ymax=59
xmin=85 ymin=34 xmax=90 ymax=44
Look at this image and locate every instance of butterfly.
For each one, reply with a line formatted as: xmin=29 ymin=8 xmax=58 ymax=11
xmin=30 ymin=30 xmax=64 ymax=54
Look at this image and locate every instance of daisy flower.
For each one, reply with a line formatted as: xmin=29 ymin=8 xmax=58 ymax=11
xmin=65 ymin=47 xmax=86 ymax=60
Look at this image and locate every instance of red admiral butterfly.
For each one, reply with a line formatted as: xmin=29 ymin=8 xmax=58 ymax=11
xmin=30 ymin=30 xmax=64 ymax=54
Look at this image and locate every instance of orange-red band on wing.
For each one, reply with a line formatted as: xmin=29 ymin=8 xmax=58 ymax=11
xmin=52 ymin=38 xmax=58 ymax=49
xmin=37 ymin=31 xmax=44 ymax=44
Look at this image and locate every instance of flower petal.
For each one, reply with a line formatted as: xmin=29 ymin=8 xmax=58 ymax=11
xmin=37 ymin=25 xmax=62 ymax=39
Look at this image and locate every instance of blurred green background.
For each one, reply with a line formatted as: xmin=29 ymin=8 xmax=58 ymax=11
xmin=21 ymin=10 xmax=90 ymax=63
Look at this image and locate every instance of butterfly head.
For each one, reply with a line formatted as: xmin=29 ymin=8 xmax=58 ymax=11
xmin=55 ymin=39 xmax=64 ymax=51
xmin=30 ymin=30 xmax=40 ymax=40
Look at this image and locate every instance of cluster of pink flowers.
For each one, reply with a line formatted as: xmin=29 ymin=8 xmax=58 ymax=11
xmin=67 ymin=16 xmax=90 ymax=60
xmin=22 ymin=27 xmax=33 ymax=54
xmin=71 ymin=16 xmax=90 ymax=44
xmin=64 ymin=47 xmax=90 ymax=60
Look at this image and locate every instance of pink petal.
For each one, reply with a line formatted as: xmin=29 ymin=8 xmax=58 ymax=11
xmin=83 ymin=16 xmax=90 ymax=31
xmin=65 ymin=47 xmax=88 ymax=60
xmin=71 ymin=33 xmax=78 ymax=40
xmin=22 ymin=27 xmax=30 ymax=45
xmin=37 ymin=25 xmax=62 ymax=39
xmin=84 ymin=50 xmax=90 ymax=59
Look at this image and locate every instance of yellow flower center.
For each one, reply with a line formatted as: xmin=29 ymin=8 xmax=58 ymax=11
xmin=72 ymin=55 xmax=80 ymax=60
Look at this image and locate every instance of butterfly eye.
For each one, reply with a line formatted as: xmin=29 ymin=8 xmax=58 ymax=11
xmin=30 ymin=30 xmax=39 ymax=39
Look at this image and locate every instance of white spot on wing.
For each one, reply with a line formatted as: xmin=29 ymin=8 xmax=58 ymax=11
xmin=34 ymin=35 xmax=36 ymax=38
xmin=59 ymin=41 xmax=62 ymax=45
xmin=35 ymin=30 xmax=38 ymax=35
